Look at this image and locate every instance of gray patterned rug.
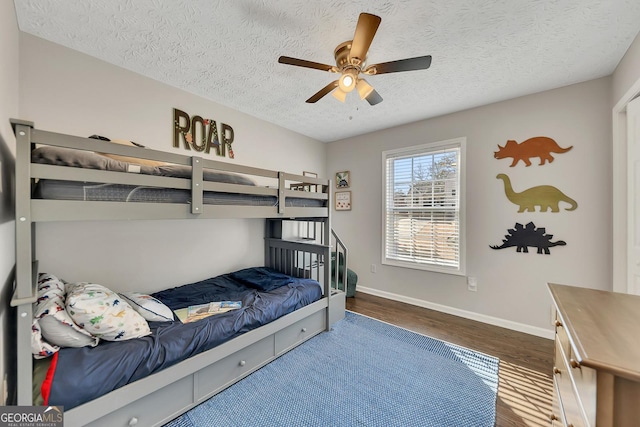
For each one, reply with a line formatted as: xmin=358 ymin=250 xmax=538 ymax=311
xmin=165 ymin=311 xmax=499 ymax=427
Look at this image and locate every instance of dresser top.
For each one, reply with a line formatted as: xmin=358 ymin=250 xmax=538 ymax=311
xmin=548 ymin=283 xmax=640 ymax=381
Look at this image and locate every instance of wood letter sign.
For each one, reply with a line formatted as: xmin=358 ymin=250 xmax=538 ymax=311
xmin=173 ymin=108 xmax=235 ymax=158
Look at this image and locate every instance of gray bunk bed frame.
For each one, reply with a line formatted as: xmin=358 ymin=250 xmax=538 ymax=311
xmin=11 ymin=119 xmax=346 ymax=426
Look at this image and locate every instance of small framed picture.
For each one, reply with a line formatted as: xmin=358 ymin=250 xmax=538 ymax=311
xmin=336 ymin=171 xmax=350 ymax=188
xmin=335 ymin=191 xmax=352 ymax=211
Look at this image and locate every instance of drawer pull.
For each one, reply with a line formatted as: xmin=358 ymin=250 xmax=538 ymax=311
xmin=129 ymin=417 xmax=139 ymax=426
xmin=554 ymin=320 xmax=563 ymax=327
xmin=553 ymin=367 xmax=561 ymax=375
xmin=239 ymin=360 xmax=246 ymax=367
xmin=550 ymin=413 xmax=559 ymax=421
xmin=301 ymin=327 xmax=307 ymax=333
xmin=569 ymin=359 xmax=581 ymax=369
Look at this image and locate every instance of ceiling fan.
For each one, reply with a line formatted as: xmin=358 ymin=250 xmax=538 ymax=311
xmin=278 ymin=12 xmax=432 ymax=106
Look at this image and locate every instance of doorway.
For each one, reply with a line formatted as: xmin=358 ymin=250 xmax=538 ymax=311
xmin=613 ymin=80 xmax=640 ymax=294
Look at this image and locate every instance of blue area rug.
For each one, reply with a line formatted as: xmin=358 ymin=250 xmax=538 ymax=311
xmin=165 ymin=311 xmax=499 ymax=427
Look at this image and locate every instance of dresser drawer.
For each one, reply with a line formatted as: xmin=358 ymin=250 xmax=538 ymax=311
xmin=195 ymin=335 xmax=275 ymax=401
xmin=554 ymin=338 xmax=588 ymax=427
xmin=567 ymin=345 xmax=597 ymax=426
xmin=555 ymin=313 xmax=571 ymax=358
xmin=551 ymin=377 xmax=567 ymax=427
xmin=274 ymin=309 xmax=324 ymax=355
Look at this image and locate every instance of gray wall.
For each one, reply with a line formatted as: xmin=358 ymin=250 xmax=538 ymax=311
xmin=0 ymin=0 xmax=19 ymax=405
xmin=328 ymin=77 xmax=612 ymax=336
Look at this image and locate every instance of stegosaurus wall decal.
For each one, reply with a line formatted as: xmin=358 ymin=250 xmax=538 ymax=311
xmin=490 ymin=222 xmax=566 ymax=254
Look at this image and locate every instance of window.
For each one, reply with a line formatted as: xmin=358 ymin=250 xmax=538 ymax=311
xmin=382 ymin=138 xmax=465 ymax=275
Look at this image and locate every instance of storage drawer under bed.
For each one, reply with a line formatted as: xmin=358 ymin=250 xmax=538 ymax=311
xmin=195 ymin=335 xmax=275 ymax=401
xmin=82 ymin=375 xmax=194 ymax=427
xmin=274 ymin=309 xmax=325 ymax=355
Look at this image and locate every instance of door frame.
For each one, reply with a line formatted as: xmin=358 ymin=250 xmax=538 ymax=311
xmin=613 ymin=76 xmax=640 ymax=293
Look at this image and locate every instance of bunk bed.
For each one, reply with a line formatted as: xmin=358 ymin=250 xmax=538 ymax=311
xmin=10 ymin=119 xmax=346 ymax=427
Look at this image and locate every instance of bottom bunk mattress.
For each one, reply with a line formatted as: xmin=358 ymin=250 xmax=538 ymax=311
xmin=35 ymin=267 xmax=322 ymax=410
xmin=34 ymin=179 xmax=325 ymax=207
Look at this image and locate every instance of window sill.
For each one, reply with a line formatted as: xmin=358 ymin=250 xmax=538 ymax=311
xmin=382 ymin=258 xmax=466 ymax=276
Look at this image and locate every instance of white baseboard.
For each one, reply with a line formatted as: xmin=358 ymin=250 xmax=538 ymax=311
xmin=356 ymin=286 xmax=555 ymax=340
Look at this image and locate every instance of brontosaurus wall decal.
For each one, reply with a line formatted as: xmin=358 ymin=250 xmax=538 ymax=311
xmin=494 ymin=137 xmax=572 ymax=167
xmin=490 ymin=222 xmax=566 ymax=254
xmin=496 ymin=174 xmax=578 ymax=212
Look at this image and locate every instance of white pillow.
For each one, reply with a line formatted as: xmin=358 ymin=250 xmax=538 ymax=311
xmin=119 ymin=292 xmax=174 ymax=322
xmin=65 ymin=282 xmax=151 ymax=341
xmin=32 ymin=273 xmax=98 ymax=358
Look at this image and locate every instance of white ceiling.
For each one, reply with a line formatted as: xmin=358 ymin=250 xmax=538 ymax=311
xmin=13 ymin=0 xmax=640 ymax=143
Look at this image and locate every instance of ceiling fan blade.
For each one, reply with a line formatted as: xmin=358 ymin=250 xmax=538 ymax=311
xmin=278 ymin=56 xmax=337 ymax=72
xmin=366 ymin=89 xmax=383 ymax=106
xmin=306 ymin=80 xmax=340 ymax=103
xmin=364 ymin=55 xmax=432 ymax=75
xmin=349 ymin=13 xmax=381 ymax=63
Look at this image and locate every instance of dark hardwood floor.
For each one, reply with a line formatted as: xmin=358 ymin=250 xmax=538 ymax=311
xmin=346 ymin=292 xmax=554 ymax=427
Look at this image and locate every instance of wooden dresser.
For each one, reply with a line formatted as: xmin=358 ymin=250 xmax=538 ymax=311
xmin=548 ymin=283 xmax=640 ymax=427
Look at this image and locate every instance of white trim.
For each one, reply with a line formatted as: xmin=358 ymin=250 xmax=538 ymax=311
xmin=612 ymin=75 xmax=640 ymax=293
xmin=356 ymin=285 xmax=555 ymax=340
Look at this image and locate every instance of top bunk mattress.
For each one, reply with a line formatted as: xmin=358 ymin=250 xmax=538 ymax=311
xmin=31 ymin=145 xmax=326 ymax=208
xmin=34 ymin=179 xmax=324 ymax=207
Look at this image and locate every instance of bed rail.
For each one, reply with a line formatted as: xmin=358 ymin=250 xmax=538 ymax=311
xmin=11 ymin=119 xmax=330 ymax=222
xmin=265 ymin=238 xmax=329 ymax=283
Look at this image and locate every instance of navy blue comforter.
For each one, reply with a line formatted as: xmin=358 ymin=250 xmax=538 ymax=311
xmin=46 ymin=267 xmax=322 ymax=410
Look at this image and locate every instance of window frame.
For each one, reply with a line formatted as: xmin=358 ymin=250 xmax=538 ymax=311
xmin=381 ymin=137 xmax=466 ymax=276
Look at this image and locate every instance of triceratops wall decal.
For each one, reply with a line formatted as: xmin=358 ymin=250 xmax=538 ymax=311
xmin=494 ymin=136 xmax=572 ymax=167
xmin=490 ymin=222 xmax=566 ymax=254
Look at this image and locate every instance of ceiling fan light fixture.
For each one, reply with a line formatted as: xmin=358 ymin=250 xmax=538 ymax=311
xmin=332 ymin=88 xmax=347 ymax=102
xmin=278 ymin=13 xmax=431 ymax=106
xmin=338 ymin=72 xmax=356 ymax=93
xmin=356 ymin=79 xmax=374 ymax=100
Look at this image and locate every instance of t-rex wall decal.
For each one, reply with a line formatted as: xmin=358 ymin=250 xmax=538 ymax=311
xmin=494 ymin=137 xmax=572 ymax=167
xmin=496 ymin=174 xmax=578 ymax=212
xmin=490 ymin=222 xmax=566 ymax=254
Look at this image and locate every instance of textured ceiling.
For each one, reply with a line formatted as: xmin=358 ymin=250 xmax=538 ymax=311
xmin=13 ymin=0 xmax=640 ymax=143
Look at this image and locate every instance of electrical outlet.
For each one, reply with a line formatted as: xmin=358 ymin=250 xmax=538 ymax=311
xmin=370 ymin=264 xmax=377 ymax=273
xmin=467 ymin=276 xmax=477 ymax=292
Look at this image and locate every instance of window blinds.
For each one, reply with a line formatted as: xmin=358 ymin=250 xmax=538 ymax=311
xmin=383 ymin=144 xmax=461 ymax=270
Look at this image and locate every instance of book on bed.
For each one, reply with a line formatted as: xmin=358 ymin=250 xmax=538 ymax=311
xmin=174 ymin=301 xmax=242 ymax=323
